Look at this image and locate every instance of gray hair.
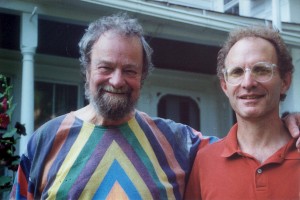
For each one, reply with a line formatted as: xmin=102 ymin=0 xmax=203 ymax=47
xmin=78 ymin=12 xmax=153 ymax=84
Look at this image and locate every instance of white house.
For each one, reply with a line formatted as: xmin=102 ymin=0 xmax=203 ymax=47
xmin=0 ymin=0 xmax=300 ymax=155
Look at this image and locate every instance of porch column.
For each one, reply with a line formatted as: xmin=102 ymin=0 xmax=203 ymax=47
xmin=272 ymin=0 xmax=281 ymax=31
xmin=19 ymin=12 xmax=37 ymax=155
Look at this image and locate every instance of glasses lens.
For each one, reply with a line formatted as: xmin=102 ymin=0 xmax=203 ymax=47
xmin=252 ymin=63 xmax=273 ymax=82
xmin=226 ymin=67 xmax=244 ymax=85
xmin=224 ymin=62 xmax=275 ymax=85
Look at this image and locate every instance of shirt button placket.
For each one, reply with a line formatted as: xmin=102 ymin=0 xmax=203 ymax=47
xmin=255 ymin=167 xmax=268 ymax=198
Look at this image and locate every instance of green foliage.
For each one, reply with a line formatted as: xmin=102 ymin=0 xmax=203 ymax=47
xmin=0 ymin=74 xmax=26 ymax=193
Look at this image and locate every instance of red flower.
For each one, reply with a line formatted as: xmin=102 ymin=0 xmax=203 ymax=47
xmin=0 ymin=113 xmax=10 ymax=129
xmin=1 ymin=97 xmax=8 ymax=112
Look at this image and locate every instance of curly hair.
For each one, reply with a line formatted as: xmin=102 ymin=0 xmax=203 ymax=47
xmin=78 ymin=12 xmax=153 ymax=84
xmin=217 ymin=25 xmax=294 ymax=101
xmin=217 ymin=25 xmax=294 ymax=78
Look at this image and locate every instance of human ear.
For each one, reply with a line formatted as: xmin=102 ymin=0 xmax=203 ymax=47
xmin=280 ymin=72 xmax=292 ymax=95
xmin=220 ymin=79 xmax=229 ymax=98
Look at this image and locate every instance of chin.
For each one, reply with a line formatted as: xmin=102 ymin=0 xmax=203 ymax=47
xmin=237 ymin=109 xmax=262 ymax=118
xmin=241 ymin=112 xmax=263 ymax=119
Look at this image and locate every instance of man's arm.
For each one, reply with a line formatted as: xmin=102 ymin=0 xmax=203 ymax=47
xmin=283 ymin=112 xmax=300 ymax=150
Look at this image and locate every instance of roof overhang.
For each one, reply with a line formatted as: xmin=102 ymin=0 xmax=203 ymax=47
xmin=1 ymin=0 xmax=300 ymax=47
xmin=82 ymin=0 xmax=300 ymax=47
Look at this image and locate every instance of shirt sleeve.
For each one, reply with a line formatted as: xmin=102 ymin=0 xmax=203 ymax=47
xmin=10 ymin=132 xmax=39 ymax=200
xmin=10 ymin=154 xmax=34 ymax=200
xmin=184 ymin=151 xmax=202 ymax=200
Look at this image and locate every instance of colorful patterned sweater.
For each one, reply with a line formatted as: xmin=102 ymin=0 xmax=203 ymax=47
xmin=10 ymin=110 xmax=217 ymax=200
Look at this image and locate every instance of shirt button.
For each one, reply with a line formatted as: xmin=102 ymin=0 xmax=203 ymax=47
xmin=257 ymin=168 xmax=263 ymax=174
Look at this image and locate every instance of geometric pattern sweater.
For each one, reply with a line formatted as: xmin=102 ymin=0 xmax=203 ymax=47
xmin=10 ymin=110 xmax=217 ymax=200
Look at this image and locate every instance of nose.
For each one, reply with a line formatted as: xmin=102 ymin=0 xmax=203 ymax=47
xmin=240 ymin=68 xmax=257 ymax=88
xmin=109 ymin=70 xmax=125 ymax=88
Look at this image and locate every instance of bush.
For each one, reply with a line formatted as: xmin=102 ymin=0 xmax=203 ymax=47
xmin=0 ymin=74 xmax=26 ymax=193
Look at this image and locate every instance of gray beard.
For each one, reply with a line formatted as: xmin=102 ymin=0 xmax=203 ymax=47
xmin=88 ymin=88 xmax=137 ymax=121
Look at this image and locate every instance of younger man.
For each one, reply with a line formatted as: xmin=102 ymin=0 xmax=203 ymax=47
xmin=185 ymin=26 xmax=300 ymax=199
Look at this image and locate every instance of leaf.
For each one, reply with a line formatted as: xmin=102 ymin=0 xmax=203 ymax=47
xmin=11 ymin=160 xmax=20 ymax=165
xmin=6 ymin=86 xmax=13 ymax=96
xmin=6 ymin=104 xmax=16 ymax=118
xmin=2 ymin=128 xmax=17 ymax=138
xmin=0 ymin=176 xmax=11 ymax=186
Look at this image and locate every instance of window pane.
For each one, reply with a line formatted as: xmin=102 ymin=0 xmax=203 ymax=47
xmin=225 ymin=5 xmax=239 ymax=15
xmin=158 ymin=94 xmax=200 ymax=130
xmin=55 ymin=83 xmax=78 ymax=116
xmin=34 ymin=82 xmax=53 ymax=130
xmin=34 ymin=81 xmax=78 ymax=130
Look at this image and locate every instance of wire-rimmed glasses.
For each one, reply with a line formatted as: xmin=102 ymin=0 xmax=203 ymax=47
xmin=222 ymin=62 xmax=277 ymax=86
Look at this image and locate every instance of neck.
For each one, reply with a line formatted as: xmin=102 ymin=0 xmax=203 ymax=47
xmin=236 ymin=115 xmax=291 ymax=163
xmin=74 ymin=104 xmax=135 ymax=126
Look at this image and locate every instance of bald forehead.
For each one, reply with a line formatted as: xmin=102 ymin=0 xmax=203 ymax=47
xmin=225 ymin=37 xmax=278 ymax=66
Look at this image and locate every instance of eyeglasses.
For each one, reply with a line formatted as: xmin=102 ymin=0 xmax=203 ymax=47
xmin=222 ymin=62 xmax=277 ymax=85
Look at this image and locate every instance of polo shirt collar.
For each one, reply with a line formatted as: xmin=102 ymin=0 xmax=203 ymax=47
xmin=221 ymin=123 xmax=240 ymax=158
xmin=221 ymin=123 xmax=300 ymax=160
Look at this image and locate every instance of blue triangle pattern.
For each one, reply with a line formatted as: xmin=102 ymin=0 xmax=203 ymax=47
xmin=92 ymin=159 xmax=143 ymax=200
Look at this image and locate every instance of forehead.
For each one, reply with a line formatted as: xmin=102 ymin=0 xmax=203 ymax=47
xmin=95 ymin=31 xmax=142 ymax=50
xmin=91 ymin=31 xmax=143 ymax=66
xmin=225 ymin=37 xmax=277 ymax=66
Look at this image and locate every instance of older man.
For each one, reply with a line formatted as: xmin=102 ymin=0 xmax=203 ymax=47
xmin=11 ymin=14 xmax=300 ymax=200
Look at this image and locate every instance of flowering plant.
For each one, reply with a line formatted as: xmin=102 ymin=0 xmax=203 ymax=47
xmin=0 ymin=74 xmax=26 ymax=193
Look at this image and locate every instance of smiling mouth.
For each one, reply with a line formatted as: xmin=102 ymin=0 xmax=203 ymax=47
xmin=240 ymin=95 xmax=263 ymax=99
xmin=104 ymin=91 xmax=128 ymax=96
xmin=100 ymin=86 xmax=129 ymax=95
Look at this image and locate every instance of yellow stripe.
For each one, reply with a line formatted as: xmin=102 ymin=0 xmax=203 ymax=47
xmin=79 ymin=141 xmax=152 ymax=200
xmin=137 ymin=114 xmax=186 ymax=196
xmin=128 ymin=118 xmax=175 ymax=200
xmin=47 ymin=123 xmax=94 ymax=199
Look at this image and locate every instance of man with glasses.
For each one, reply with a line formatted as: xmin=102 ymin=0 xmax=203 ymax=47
xmin=185 ymin=26 xmax=300 ymax=199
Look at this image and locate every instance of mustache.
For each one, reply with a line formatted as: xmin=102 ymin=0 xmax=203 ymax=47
xmin=97 ymin=85 xmax=132 ymax=94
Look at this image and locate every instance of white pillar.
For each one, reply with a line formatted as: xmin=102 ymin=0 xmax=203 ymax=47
xmin=19 ymin=12 xmax=37 ymax=155
xmin=272 ymin=0 xmax=282 ymax=31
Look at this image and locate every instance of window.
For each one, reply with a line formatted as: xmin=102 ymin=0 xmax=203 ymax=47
xmin=34 ymin=81 xmax=78 ymax=130
xmin=158 ymin=94 xmax=200 ymax=130
xmin=224 ymin=0 xmax=233 ymax=4
xmin=224 ymin=0 xmax=239 ymax=15
xmin=0 ymin=13 xmax=20 ymax=50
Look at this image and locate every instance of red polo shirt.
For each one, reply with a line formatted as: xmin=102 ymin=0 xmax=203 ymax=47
xmin=185 ymin=124 xmax=300 ymax=200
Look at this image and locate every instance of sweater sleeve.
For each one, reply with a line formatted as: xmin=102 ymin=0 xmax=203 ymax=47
xmin=10 ymin=130 xmax=40 ymax=200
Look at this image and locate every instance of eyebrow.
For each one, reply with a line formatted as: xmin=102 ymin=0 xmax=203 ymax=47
xmin=93 ymin=60 xmax=140 ymax=69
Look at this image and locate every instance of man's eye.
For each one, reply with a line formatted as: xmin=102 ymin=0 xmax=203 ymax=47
xmin=97 ymin=66 xmax=112 ymax=72
xmin=253 ymin=66 xmax=271 ymax=75
xmin=124 ymin=69 xmax=138 ymax=76
xmin=229 ymin=67 xmax=244 ymax=77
